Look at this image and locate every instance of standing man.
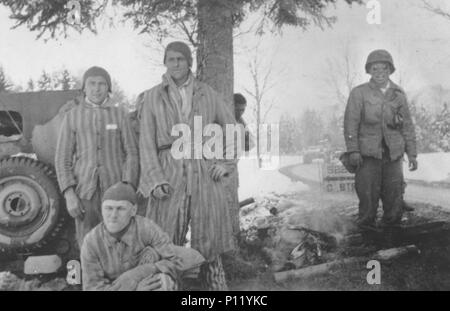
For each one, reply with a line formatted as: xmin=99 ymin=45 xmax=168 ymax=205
xmin=55 ymin=66 xmax=139 ymax=248
xmin=225 ymin=93 xmax=255 ymax=238
xmin=344 ymin=50 xmax=418 ymax=229
xmin=233 ymin=93 xmax=255 ymax=152
xmin=138 ymin=41 xmax=236 ymax=290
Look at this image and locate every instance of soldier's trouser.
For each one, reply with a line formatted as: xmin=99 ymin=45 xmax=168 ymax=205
xmin=75 ymin=190 xmax=102 ymax=248
xmin=355 ymin=155 xmax=403 ymax=226
xmin=174 ymin=194 xmax=229 ymax=291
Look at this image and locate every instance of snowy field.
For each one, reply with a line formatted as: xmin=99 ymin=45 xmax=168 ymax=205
xmin=278 ymin=155 xmax=303 ymax=168
xmin=277 ymin=153 xmax=450 ymax=185
xmin=238 ymin=152 xmax=450 ymax=190
xmin=237 ymin=152 xmax=450 ymax=201
xmin=237 ymin=156 xmax=307 ymax=200
xmin=404 ymin=152 xmax=450 ymax=184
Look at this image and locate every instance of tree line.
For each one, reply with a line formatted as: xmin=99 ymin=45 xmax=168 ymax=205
xmin=0 ymin=66 xmax=79 ymax=92
xmin=0 ymin=66 xmax=133 ymax=110
xmin=279 ymin=92 xmax=450 ymax=155
xmin=5 ymin=63 xmax=450 ymax=155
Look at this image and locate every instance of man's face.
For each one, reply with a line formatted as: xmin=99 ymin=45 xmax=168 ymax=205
xmin=235 ymin=103 xmax=246 ymax=120
xmin=369 ymin=62 xmax=390 ymax=86
xmin=165 ymin=50 xmax=190 ymax=85
xmin=84 ymin=76 xmax=109 ymax=104
xmin=101 ymin=200 xmax=136 ymax=234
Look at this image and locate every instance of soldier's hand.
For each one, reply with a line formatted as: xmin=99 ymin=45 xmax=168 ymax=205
xmin=408 ymin=156 xmax=418 ymax=171
xmin=152 ymin=184 xmax=171 ymax=200
xmin=64 ymin=188 xmax=85 ymax=219
xmin=349 ymin=152 xmax=363 ymax=170
xmin=209 ymin=164 xmax=228 ymax=181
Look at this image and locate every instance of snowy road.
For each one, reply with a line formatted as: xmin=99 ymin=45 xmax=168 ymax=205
xmin=404 ymin=184 xmax=450 ymax=210
xmin=284 ymin=162 xmax=450 ymax=211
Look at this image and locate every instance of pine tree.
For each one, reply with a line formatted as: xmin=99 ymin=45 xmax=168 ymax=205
xmin=0 ymin=66 xmax=12 ymax=93
xmin=26 ymin=78 xmax=35 ymax=91
xmin=60 ymin=69 xmax=75 ymax=90
xmin=37 ymin=70 xmax=52 ymax=91
xmin=52 ymin=69 xmax=77 ymax=90
xmin=300 ymin=109 xmax=324 ymax=147
xmin=0 ymin=0 xmax=361 ymax=104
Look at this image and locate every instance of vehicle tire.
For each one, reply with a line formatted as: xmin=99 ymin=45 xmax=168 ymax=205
xmin=0 ymin=157 xmax=65 ymax=254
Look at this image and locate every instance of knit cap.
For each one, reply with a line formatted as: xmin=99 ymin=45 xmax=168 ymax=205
xmin=163 ymin=41 xmax=193 ymax=68
xmin=102 ymin=182 xmax=137 ymax=205
xmin=82 ymin=66 xmax=112 ymax=92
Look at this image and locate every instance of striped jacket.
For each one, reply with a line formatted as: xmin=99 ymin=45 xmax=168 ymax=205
xmin=55 ymin=98 xmax=139 ymax=200
xmin=138 ymin=75 xmax=237 ymax=260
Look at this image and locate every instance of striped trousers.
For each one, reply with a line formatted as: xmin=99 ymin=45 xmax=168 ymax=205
xmin=174 ymin=194 xmax=228 ymax=291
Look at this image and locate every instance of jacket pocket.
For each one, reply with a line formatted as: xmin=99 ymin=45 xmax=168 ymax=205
xmin=359 ymin=134 xmax=380 ymax=156
xmin=385 ymin=100 xmax=402 ymax=129
xmin=386 ymin=132 xmax=405 ymax=159
xmin=363 ymin=101 xmax=381 ymax=125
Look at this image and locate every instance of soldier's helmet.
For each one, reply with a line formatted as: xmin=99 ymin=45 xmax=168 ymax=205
xmin=365 ymin=49 xmax=395 ymax=74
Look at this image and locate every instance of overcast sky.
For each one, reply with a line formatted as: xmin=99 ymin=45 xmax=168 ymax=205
xmin=1 ymin=0 xmax=450 ymax=122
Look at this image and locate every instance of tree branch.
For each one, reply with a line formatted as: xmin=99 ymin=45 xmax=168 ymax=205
xmin=422 ymin=0 xmax=450 ymax=20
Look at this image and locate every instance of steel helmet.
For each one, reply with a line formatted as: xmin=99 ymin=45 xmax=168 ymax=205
xmin=365 ymin=49 xmax=395 ymax=74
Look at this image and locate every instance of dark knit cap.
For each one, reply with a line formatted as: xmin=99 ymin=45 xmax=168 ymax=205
xmin=102 ymin=182 xmax=137 ymax=205
xmin=234 ymin=93 xmax=247 ymax=106
xmin=163 ymin=41 xmax=193 ymax=68
xmin=82 ymin=66 xmax=112 ymax=92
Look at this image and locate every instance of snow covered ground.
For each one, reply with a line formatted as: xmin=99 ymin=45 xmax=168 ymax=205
xmin=279 ymin=152 xmax=450 ymax=185
xmin=278 ymin=155 xmax=303 ymax=168
xmin=237 ymin=152 xmax=450 ymax=206
xmin=404 ymin=152 xmax=450 ymax=183
xmin=237 ymin=156 xmax=307 ymax=200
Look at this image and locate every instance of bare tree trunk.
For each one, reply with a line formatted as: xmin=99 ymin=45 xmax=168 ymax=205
xmin=256 ymin=98 xmax=261 ymax=167
xmin=196 ymin=1 xmax=240 ymax=238
xmin=196 ymin=0 xmax=234 ymax=107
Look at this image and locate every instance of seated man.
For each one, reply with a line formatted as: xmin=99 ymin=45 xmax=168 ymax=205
xmin=80 ymin=182 xmax=180 ymax=291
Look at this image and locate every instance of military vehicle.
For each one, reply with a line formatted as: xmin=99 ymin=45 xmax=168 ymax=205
xmin=0 ymin=90 xmax=83 ymax=267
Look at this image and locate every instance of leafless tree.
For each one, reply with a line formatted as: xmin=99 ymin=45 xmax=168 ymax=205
xmin=320 ymin=41 xmax=362 ymax=149
xmin=242 ymin=41 xmax=283 ymax=167
xmin=324 ymin=41 xmax=360 ymax=107
xmin=422 ymin=0 xmax=450 ymax=21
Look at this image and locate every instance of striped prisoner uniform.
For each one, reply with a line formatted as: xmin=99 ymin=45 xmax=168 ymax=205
xmin=138 ymin=73 xmax=236 ymax=290
xmin=55 ymin=98 xmax=139 ymax=246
